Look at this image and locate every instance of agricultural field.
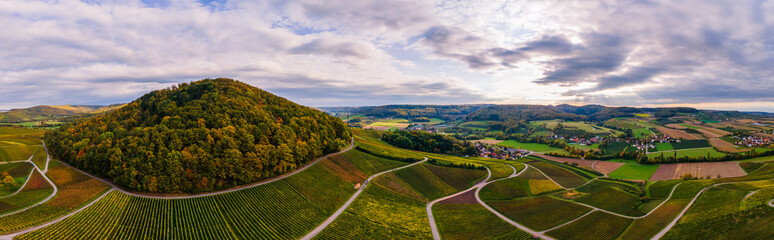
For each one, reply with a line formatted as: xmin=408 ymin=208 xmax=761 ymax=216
xmin=657 ymin=127 xmax=701 ymax=140
xmin=646 ymin=147 xmax=725 ymax=159
xmin=485 ymin=195 xmax=592 ymax=231
xmin=527 ymin=161 xmax=589 ymax=188
xmin=649 ymin=162 xmax=746 ymax=181
xmin=633 ymin=128 xmax=654 ymax=137
xmin=0 ymin=161 xmax=110 ymax=233
xmin=0 ymin=170 xmax=53 ymax=215
xmin=497 ymin=140 xmax=569 ymax=154
xmin=0 ymin=145 xmax=40 ymax=162
xmin=608 ymin=164 xmax=659 ymax=181
xmin=739 ymin=161 xmax=765 ymax=173
xmin=433 ymin=191 xmax=532 ymax=240
xmin=575 ymin=187 xmax=645 ymax=216
xmin=559 ymin=121 xmax=622 ymax=135
xmin=546 ymin=211 xmax=633 ymax=240
xmin=393 ymin=163 xmax=485 ymax=200
xmin=663 ymin=186 xmax=774 ymax=240
xmin=479 ymin=176 xmax=530 ymax=200
xmin=593 ymin=161 xmax=625 ymax=175
xmin=669 ymin=139 xmax=711 ymax=150
xmin=364 ymin=118 xmax=411 ymax=130
xmin=618 ymin=198 xmax=691 ymax=240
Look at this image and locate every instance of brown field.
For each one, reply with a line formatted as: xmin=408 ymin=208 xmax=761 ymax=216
xmin=665 ymin=124 xmax=687 ymax=129
xmin=533 ymin=153 xmax=595 ymax=171
xmin=592 ymin=161 xmax=626 ymax=175
xmin=754 ymin=132 xmax=774 ymax=138
xmin=695 ymin=129 xmax=722 ymax=138
xmin=718 ymin=121 xmax=756 ymax=131
xmin=656 ymin=127 xmax=701 ymax=140
xmin=708 ymin=138 xmax=749 ymax=153
xmin=473 ymin=139 xmax=504 ymax=145
xmin=439 ymin=189 xmax=477 ymax=204
xmin=649 ymin=162 xmax=746 ymax=181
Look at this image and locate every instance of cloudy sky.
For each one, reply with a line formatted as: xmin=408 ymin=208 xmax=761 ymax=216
xmin=1 ymin=0 xmax=773 ymax=112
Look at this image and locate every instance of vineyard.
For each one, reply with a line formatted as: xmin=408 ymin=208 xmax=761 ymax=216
xmin=527 ymin=161 xmax=589 ymax=188
xmin=617 ymin=199 xmax=691 ymax=240
xmin=575 ymin=187 xmax=645 ymax=216
xmin=0 ymin=170 xmax=53 ymax=215
xmin=433 ymin=192 xmax=532 ymax=240
xmin=0 ymin=145 xmax=40 ymax=162
xmin=479 ymin=176 xmax=530 ymax=200
xmin=547 ymin=211 xmax=632 ymax=240
xmin=486 ymin=195 xmax=592 ymax=231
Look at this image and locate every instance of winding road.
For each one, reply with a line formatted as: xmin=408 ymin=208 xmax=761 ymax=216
xmin=301 ymin=157 xmax=428 ymax=240
xmin=427 ymin=167 xmax=492 ymax=240
xmin=1 ymin=138 xmax=356 ymax=239
xmin=0 ymin=155 xmax=36 ymax=199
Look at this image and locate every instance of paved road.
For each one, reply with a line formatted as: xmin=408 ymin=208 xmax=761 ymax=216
xmin=0 ymin=189 xmax=115 ymax=240
xmin=650 ymin=180 xmax=769 ymax=240
xmin=473 ymin=163 xmax=554 ymax=239
xmin=769 ymin=199 xmax=774 ymax=207
xmin=0 ymin=166 xmax=58 ymax=218
xmin=428 ymin=168 xmax=492 ymax=240
xmin=55 ymin=138 xmax=354 ymax=199
xmin=301 ymin=157 xmax=428 ymax=240
xmin=0 ymin=138 xmax=354 ymax=238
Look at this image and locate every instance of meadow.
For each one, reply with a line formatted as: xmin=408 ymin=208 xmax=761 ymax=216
xmin=608 ymin=164 xmax=660 ymax=181
xmin=497 ymin=140 xmax=569 ymax=154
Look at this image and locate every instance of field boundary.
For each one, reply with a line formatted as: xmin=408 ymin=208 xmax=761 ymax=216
xmin=53 ymin=138 xmax=354 ymax=199
xmin=300 ymin=157 xmax=428 ymax=240
xmin=427 ymin=167 xmax=493 ymax=240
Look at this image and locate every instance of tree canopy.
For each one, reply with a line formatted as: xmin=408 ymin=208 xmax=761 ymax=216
xmin=44 ymin=78 xmax=351 ymax=193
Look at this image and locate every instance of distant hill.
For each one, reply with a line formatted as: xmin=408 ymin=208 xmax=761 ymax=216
xmin=44 ymin=78 xmax=352 ymax=193
xmin=0 ymin=104 xmax=123 ymax=123
xmin=320 ymin=104 xmax=491 ymax=121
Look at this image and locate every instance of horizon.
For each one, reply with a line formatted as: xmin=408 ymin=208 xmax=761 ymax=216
xmin=2 ymin=1 xmax=773 ymax=112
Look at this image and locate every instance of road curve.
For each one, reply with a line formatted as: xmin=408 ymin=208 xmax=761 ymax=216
xmin=301 ymin=157 xmax=428 ymax=240
xmin=428 ymin=168 xmax=492 ymax=240
xmin=0 ymin=189 xmax=115 ymax=240
xmin=0 ymin=167 xmax=35 ymax=199
xmin=474 ymin=163 xmax=553 ymax=239
xmin=54 ymin=138 xmax=354 ymax=199
xmin=769 ymin=199 xmax=774 ymax=207
xmin=0 ymin=168 xmax=58 ymax=218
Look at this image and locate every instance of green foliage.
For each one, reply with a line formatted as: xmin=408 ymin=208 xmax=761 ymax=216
xmin=547 ymin=211 xmax=633 ymax=240
xmin=382 ymin=130 xmax=477 ymax=156
xmin=44 ymin=78 xmax=352 ymax=193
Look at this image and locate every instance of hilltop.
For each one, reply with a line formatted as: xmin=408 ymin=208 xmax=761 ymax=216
xmin=43 ymin=78 xmax=352 ymax=193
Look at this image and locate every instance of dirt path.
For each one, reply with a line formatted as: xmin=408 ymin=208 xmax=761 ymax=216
xmin=301 ymin=157 xmax=428 ymax=240
xmin=428 ymin=168 xmax=493 ymax=240
xmin=769 ymin=199 xmax=774 ymax=207
xmin=55 ymin=138 xmax=354 ymax=199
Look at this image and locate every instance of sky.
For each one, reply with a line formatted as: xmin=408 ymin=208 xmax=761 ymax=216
xmin=1 ymin=0 xmax=773 ymax=112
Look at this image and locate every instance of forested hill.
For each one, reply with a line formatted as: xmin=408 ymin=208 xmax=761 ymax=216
xmin=44 ymin=78 xmax=352 ymax=193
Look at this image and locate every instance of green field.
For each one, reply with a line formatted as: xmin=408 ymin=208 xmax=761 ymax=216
xmin=633 ymin=128 xmax=654 ymax=137
xmin=497 ymin=140 xmax=569 ymax=154
xmin=609 ymin=164 xmax=660 ymax=181
xmin=618 ymin=198 xmax=690 ymax=240
xmin=0 ymin=145 xmax=40 ymax=162
xmin=479 ymin=176 xmax=530 ymax=201
xmin=656 ymin=142 xmax=674 ymax=151
xmin=393 ymin=163 xmax=485 ymax=200
xmin=647 ymin=147 xmax=726 ymax=159
xmin=648 ymin=180 xmax=683 ymax=199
